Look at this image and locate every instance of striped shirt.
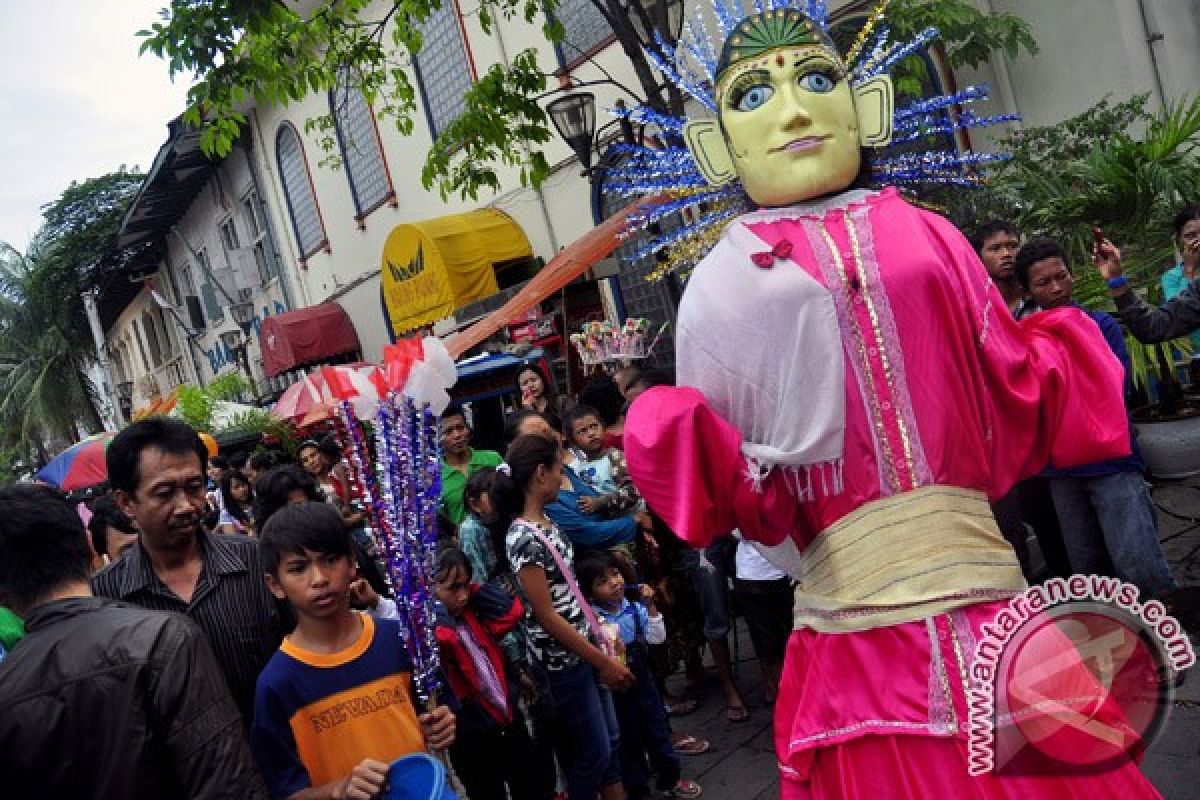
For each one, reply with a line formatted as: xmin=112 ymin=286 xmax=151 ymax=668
xmin=92 ymin=529 xmax=285 ymax=721
xmin=505 ymin=518 xmax=586 ymax=671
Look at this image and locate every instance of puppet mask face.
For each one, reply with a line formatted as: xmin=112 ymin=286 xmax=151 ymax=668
xmin=717 ymin=44 xmax=861 ymax=206
xmin=683 ymin=9 xmax=893 ymax=207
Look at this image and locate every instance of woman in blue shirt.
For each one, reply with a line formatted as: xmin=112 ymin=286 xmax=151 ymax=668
xmin=504 ymin=409 xmax=644 ymax=550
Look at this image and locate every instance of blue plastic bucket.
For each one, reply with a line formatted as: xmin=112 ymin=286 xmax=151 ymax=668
xmin=382 ymin=753 xmax=459 ymax=800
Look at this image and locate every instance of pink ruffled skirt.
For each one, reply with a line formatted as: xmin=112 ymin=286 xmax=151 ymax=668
xmin=774 ymin=600 xmax=1163 ymax=799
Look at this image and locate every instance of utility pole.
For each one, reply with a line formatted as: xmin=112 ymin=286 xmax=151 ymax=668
xmin=81 ymin=288 xmax=124 ymax=428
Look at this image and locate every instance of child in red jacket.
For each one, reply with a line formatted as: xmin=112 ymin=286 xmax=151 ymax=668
xmin=434 ymin=547 xmax=553 ymax=800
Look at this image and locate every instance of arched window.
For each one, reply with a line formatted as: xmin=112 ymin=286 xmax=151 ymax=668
xmin=132 ymin=327 xmax=151 ymax=374
xmin=330 ymin=69 xmax=394 ymax=218
xmin=156 ymin=307 xmax=175 ymax=354
xmin=112 ymin=345 xmax=129 ymax=384
xmin=275 ymin=122 xmax=327 ymax=258
xmin=414 ymin=1 xmax=475 ymax=139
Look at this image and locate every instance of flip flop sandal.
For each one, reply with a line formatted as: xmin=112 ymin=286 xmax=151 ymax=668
xmin=665 ymin=697 xmax=698 ymax=716
xmin=726 ymin=704 xmax=750 ymax=722
xmin=672 ymin=734 xmax=711 ymax=756
xmin=664 ymin=779 xmax=703 ymax=798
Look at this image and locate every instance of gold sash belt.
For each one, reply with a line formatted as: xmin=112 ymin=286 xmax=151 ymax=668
xmin=792 ymin=485 xmax=1027 ymax=633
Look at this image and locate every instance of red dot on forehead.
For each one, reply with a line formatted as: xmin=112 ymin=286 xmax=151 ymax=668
xmin=776 ymin=53 xmax=785 ymax=66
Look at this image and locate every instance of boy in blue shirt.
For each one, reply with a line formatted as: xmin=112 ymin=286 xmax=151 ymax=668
xmin=578 ymin=551 xmax=702 ymax=800
xmin=564 ymin=404 xmax=642 ymax=516
xmin=250 ymin=502 xmax=456 ymax=799
xmin=1015 ymin=238 xmax=1176 ymax=601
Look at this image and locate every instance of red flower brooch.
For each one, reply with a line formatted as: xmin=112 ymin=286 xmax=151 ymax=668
xmin=751 ymin=238 xmax=793 ymax=268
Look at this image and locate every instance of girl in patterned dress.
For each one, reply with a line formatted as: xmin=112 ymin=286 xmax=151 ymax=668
xmin=493 ymin=433 xmax=633 ymax=800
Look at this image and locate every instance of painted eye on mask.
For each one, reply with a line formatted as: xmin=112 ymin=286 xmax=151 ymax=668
xmin=732 ymin=84 xmax=774 ymax=112
xmin=798 ymin=70 xmax=836 ymax=93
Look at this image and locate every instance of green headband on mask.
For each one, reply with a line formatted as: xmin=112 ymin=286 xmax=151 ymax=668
xmin=716 ymin=8 xmax=843 ymax=84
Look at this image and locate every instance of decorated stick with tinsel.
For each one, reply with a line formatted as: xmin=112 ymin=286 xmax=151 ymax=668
xmin=324 ymin=340 xmax=461 ymax=789
xmin=328 ymin=390 xmax=442 ymax=699
xmin=379 ymin=393 xmax=443 ymax=705
xmin=375 ymin=391 xmax=468 ymax=796
xmin=331 ymin=401 xmax=393 ymax=595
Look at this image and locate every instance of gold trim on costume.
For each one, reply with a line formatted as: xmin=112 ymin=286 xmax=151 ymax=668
xmin=844 ymin=216 xmax=918 ymax=487
xmin=816 ymin=225 xmax=901 ymax=492
xmin=792 ymin=485 xmax=1026 ymax=633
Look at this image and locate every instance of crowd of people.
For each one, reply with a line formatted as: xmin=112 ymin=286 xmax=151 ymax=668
xmin=971 ymin=214 xmax=1192 ymax=604
xmin=0 ymin=363 xmax=751 ymax=799
xmin=0 ymin=209 xmax=1196 ymax=799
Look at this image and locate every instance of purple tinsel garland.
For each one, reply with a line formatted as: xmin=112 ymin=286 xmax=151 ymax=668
xmin=385 ymin=394 xmax=443 ymax=703
xmin=333 ymin=394 xmax=444 ymax=704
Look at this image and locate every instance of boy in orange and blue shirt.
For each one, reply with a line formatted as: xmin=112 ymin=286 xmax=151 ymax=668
xmin=250 ymin=502 xmax=456 ymax=800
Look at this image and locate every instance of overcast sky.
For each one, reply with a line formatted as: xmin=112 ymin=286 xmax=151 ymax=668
xmin=0 ymin=1 xmax=190 ymax=250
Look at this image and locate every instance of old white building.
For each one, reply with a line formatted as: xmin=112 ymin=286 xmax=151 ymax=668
xmin=99 ymin=0 xmax=1200 ymax=406
xmin=230 ymin=0 xmax=1200 ymax=362
xmin=108 ymin=120 xmax=300 ymax=416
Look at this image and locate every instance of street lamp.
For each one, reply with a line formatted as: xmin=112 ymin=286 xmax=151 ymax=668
xmin=229 ymin=300 xmax=256 ymax=335
xmin=541 ymin=0 xmax=687 ymax=170
xmin=222 ymin=301 xmax=259 ymax=401
xmin=547 ymin=92 xmax=597 ymax=173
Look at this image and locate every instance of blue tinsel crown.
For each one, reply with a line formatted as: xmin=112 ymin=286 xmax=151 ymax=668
xmin=605 ymin=0 xmax=1018 ymax=279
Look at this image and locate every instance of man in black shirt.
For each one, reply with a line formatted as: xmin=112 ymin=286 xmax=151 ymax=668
xmin=0 ymin=485 xmax=266 ymax=799
xmin=93 ymin=417 xmax=284 ymax=721
xmin=1096 ymin=228 xmax=1200 ymax=341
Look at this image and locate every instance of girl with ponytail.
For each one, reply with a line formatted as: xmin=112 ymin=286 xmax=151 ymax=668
xmin=494 ymin=433 xmax=633 ymax=800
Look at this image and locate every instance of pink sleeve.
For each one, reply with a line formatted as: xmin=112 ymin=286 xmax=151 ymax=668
xmin=623 ymin=386 xmax=802 ymax=547
xmin=925 ymin=213 xmax=1130 ymax=498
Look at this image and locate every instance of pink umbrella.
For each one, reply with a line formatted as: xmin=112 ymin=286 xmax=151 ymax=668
xmin=272 ymin=364 xmax=386 ymax=424
xmin=272 ymin=374 xmax=326 ymax=424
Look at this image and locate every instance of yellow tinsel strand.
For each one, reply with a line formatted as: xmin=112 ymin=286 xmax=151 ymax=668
xmin=845 ymin=0 xmax=892 ymax=67
xmin=645 ymin=216 xmax=727 ymax=282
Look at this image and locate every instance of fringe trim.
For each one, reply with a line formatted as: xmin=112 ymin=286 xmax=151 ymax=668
xmin=744 ymin=458 xmax=770 ymax=493
xmin=743 ymin=457 xmax=845 ymax=500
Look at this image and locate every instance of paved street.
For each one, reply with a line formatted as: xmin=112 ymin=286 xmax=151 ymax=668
xmin=1141 ymin=478 xmax=1200 ymax=800
xmin=669 ymin=475 xmax=1200 ymax=800
xmin=663 ymin=646 xmax=780 ymax=800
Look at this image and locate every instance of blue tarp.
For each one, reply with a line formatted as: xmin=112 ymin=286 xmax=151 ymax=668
xmin=453 ymin=348 xmax=546 ymax=403
xmin=455 ymin=348 xmax=544 ymax=379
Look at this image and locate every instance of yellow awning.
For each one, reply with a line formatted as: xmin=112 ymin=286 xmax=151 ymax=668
xmin=380 ymin=208 xmax=532 ymax=335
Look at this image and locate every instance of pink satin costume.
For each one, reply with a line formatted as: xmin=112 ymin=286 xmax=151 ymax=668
xmin=625 ymin=189 xmax=1162 ymax=798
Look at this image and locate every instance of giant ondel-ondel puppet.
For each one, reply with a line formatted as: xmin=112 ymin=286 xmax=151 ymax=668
xmin=614 ymin=1 xmax=1167 ymax=797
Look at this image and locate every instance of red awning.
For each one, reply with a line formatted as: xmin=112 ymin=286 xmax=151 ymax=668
xmin=260 ymin=302 xmax=361 ymax=377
